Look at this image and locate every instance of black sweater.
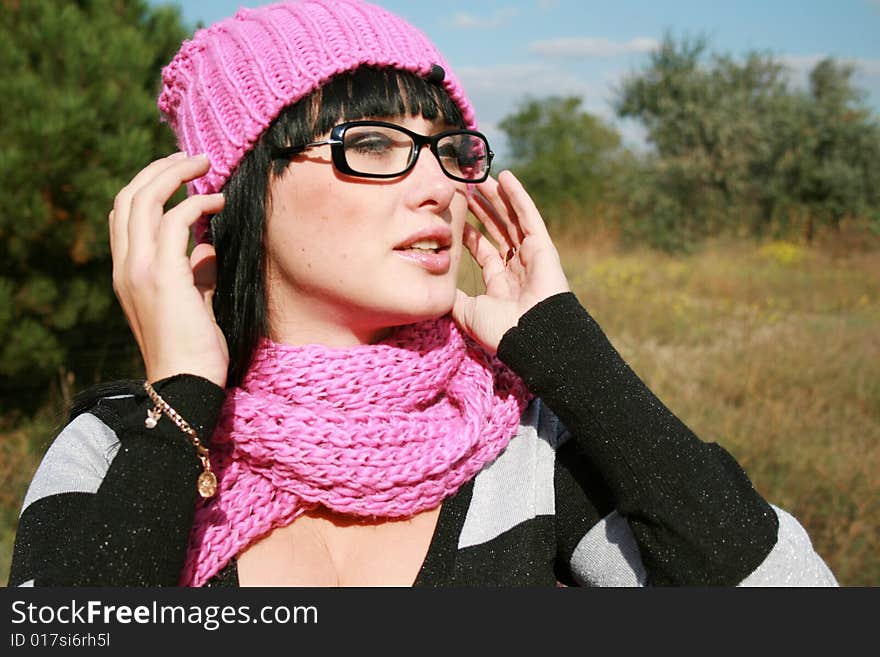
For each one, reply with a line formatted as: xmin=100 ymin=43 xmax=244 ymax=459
xmin=8 ymin=293 xmax=837 ymax=586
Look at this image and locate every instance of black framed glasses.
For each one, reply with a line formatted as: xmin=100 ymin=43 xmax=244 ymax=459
xmin=272 ymin=120 xmax=494 ymax=183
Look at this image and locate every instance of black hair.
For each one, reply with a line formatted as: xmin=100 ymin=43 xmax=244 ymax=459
xmin=211 ymin=67 xmax=466 ymax=387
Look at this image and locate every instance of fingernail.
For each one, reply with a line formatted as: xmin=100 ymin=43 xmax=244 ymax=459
xmin=192 ymin=153 xmax=208 ymax=161
xmin=169 ymin=151 xmax=188 ymax=159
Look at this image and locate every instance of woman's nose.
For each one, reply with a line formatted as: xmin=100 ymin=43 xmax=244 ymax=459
xmin=406 ymin=145 xmax=457 ymax=210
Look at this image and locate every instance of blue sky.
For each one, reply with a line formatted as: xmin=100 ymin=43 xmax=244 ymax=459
xmin=151 ymin=1 xmax=880 ymax=159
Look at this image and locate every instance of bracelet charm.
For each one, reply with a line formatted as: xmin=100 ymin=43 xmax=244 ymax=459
xmin=145 ymin=407 xmax=161 ymax=429
xmin=198 ymin=470 xmax=218 ymax=498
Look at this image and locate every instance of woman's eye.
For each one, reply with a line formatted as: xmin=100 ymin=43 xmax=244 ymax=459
xmin=347 ymin=133 xmax=393 ymax=155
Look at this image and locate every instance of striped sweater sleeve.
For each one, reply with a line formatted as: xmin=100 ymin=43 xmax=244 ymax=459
xmin=497 ymin=292 xmax=837 ymax=586
xmin=8 ymin=375 xmax=226 ymax=586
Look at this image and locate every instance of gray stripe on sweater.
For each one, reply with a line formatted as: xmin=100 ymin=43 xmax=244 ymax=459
xmin=569 ymin=510 xmax=648 ymax=586
xmin=458 ymin=400 xmax=557 ymax=549
xmin=739 ymin=506 xmax=839 ymax=586
xmin=570 ymin=506 xmax=839 ymax=586
xmin=20 ymin=412 xmax=119 ymax=516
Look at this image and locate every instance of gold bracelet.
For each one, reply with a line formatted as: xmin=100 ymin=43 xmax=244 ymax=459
xmin=143 ymin=381 xmax=217 ymax=499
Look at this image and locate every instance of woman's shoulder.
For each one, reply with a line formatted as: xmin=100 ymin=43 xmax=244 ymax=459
xmin=19 ymin=380 xmax=143 ymax=520
xmin=67 ymin=379 xmax=144 ymax=423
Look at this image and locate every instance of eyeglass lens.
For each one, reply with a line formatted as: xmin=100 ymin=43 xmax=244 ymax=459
xmin=341 ymin=125 xmax=490 ymax=181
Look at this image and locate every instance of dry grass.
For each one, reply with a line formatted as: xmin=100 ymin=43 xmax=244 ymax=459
xmin=556 ymin=236 xmax=879 ymax=586
xmin=1 ymin=234 xmax=877 ymax=586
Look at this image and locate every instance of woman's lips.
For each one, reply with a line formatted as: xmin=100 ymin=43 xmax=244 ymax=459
xmin=393 ymin=247 xmax=451 ymax=274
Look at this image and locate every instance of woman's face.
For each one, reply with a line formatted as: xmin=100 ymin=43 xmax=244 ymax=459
xmin=264 ymin=114 xmax=469 ymax=347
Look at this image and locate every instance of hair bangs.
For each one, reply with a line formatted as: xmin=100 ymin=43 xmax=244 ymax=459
xmin=315 ymin=67 xmax=464 ymax=133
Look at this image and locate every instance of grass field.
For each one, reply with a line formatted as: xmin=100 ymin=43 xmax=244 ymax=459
xmin=2 ymin=235 xmax=878 ymax=586
xmin=557 ymin=234 xmax=879 ymax=586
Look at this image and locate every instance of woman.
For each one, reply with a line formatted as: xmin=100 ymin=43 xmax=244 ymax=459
xmin=9 ymin=0 xmax=836 ymax=587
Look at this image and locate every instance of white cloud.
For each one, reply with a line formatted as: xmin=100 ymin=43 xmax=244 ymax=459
xmin=449 ymin=8 xmax=520 ymax=29
xmin=780 ymin=53 xmax=827 ymax=73
xmin=773 ymin=54 xmax=880 ymax=113
xmin=529 ymin=37 xmax=660 ymax=58
xmin=859 ymin=60 xmax=880 ymax=77
xmin=458 ymin=63 xmax=592 ymax=98
xmin=781 ymin=54 xmax=880 ymax=78
xmin=457 ymin=63 xmax=595 ymax=163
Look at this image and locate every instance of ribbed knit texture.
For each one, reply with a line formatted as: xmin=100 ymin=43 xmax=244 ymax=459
xmin=157 ymin=0 xmax=476 ymax=241
xmin=181 ymin=317 xmax=531 ymax=586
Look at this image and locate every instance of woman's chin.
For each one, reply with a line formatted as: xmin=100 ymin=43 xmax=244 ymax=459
xmin=379 ymin=294 xmax=456 ymax=327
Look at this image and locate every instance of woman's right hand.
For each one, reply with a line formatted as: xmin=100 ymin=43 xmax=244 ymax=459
xmin=110 ymin=153 xmax=229 ymax=388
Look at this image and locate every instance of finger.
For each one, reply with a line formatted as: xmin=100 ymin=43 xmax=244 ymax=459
xmin=475 ymin=174 xmax=526 ymax=246
xmin=157 ymin=193 xmax=225 ymax=271
xmin=126 ymin=155 xmax=211 ymax=266
xmin=472 ymin=178 xmax=519 ymax=247
xmin=468 ymin=189 xmax=515 ymax=254
xmin=191 ymin=242 xmax=218 ymax=306
xmin=496 ymin=170 xmax=552 ymax=242
xmin=110 ymin=152 xmax=188 ymax=266
xmin=462 ymin=222 xmax=506 ymax=282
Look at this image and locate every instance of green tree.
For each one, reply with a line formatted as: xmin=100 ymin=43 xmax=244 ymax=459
xmin=498 ymin=96 xmax=623 ymax=228
xmin=0 ymin=0 xmax=189 ymax=413
xmin=615 ymin=35 xmax=880 ymax=249
xmin=615 ymin=35 xmax=793 ymax=247
xmin=791 ymin=59 xmax=880 ymax=240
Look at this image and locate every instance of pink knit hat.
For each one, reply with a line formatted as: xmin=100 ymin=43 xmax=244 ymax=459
xmin=158 ymin=0 xmax=476 ymax=201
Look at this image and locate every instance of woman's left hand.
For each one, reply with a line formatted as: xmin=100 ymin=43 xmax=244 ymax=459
xmin=452 ymin=170 xmax=571 ymax=354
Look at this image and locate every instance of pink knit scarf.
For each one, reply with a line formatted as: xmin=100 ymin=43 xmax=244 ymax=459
xmin=180 ymin=316 xmax=531 ymax=586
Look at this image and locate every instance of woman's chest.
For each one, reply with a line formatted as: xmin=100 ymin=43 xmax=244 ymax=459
xmin=236 ymin=505 xmax=442 ymax=587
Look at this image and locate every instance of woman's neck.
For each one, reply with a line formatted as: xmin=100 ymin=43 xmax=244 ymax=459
xmin=267 ymin=312 xmax=393 ymax=348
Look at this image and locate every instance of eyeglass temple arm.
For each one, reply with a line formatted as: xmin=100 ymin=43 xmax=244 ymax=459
xmin=272 ymin=139 xmax=337 ymax=158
